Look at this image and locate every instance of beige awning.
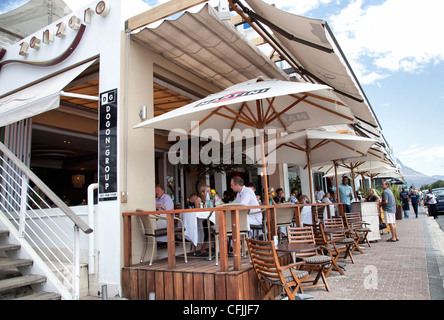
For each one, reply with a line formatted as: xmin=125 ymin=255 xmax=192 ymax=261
xmin=0 ymin=60 xmax=97 ymax=128
xmin=130 ymin=3 xmax=289 ymax=90
xmin=244 ymin=0 xmax=380 ymax=128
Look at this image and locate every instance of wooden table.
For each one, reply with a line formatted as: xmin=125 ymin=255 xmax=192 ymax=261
xmin=275 ymin=243 xmax=319 ymax=262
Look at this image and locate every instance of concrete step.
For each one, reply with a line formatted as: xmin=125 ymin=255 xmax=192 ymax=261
xmin=0 ymin=243 xmax=21 ymax=252
xmin=13 ymin=291 xmax=61 ymax=300
xmin=0 ymin=230 xmax=9 ymax=237
xmin=0 ymin=259 xmax=33 ymax=270
xmin=0 ymin=274 xmax=46 ymax=293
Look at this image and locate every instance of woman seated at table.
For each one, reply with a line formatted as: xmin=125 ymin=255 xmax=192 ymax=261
xmin=318 ymin=192 xmax=335 ymax=219
xmin=194 ymin=185 xmax=222 ymax=255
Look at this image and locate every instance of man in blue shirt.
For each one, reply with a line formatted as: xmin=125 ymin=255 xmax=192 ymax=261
xmin=338 ymin=176 xmax=353 ymax=213
xmin=409 ymin=189 xmax=420 ymax=218
xmin=400 ymin=187 xmax=410 ymax=218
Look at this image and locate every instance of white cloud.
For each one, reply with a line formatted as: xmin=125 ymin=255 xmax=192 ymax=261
xmin=327 ymin=0 xmax=444 ymax=84
xmin=269 ymin=0 xmax=332 ymax=15
xmin=398 ymin=144 xmax=444 ymax=176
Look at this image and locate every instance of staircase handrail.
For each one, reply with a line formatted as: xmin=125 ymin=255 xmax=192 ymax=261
xmin=0 ymin=141 xmax=93 ymax=234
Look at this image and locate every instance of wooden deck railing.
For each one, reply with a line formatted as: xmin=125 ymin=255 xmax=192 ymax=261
xmin=122 ymin=202 xmax=344 ymax=272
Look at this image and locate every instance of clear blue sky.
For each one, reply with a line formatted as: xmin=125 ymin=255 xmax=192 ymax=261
xmin=2 ymin=0 xmax=443 ymax=177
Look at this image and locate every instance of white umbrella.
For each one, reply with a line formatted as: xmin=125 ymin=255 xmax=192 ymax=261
xmin=135 ymin=77 xmax=355 ymax=205
xmin=244 ymin=129 xmax=376 ymax=202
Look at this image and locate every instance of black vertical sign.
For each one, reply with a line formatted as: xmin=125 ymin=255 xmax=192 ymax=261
xmin=99 ymin=89 xmax=118 ymax=201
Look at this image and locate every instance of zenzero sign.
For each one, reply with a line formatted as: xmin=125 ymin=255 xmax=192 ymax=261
xmin=0 ymin=1 xmax=110 ymax=71
xmin=99 ymin=89 xmax=118 ymax=201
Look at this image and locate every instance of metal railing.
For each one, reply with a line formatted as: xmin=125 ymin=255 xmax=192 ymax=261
xmin=0 ymin=141 xmax=92 ymax=299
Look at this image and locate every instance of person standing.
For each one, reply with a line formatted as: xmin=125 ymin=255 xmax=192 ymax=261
xmin=338 ymin=176 xmax=353 ymax=213
xmin=426 ymin=189 xmax=438 ymax=219
xmin=409 ymin=189 xmax=420 ymax=218
xmin=380 ymin=180 xmax=398 ymax=242
xmin=315 ymin=186 xmax=325 ymax=202
xmin=400 ymin=187 xmax=410 ymax=218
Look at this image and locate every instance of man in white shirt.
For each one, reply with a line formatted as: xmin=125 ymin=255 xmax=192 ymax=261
xmin=230 ymin=176 xmax=262 ymax=226
xmin=426 ymin=189 xmax=438 ymax=219
xmin=155 ymin=185 xmax=174 ymax=242
xmin=315 ymin=186 xmax=325 ymax=202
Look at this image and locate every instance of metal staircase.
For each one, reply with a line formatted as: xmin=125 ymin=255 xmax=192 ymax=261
xmin=0 ymin=229 xmax=60 ymax=300
xmin=0 ymin=141 xmax=93 ymax=300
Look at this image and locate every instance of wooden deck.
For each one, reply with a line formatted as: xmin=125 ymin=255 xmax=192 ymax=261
xmin=122 ymin=252 xmax=292 ymax=300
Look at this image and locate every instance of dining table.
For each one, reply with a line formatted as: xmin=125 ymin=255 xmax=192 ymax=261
xmin=180 ymin=210 xmax=216 ymax=247
xmin=275 ymin=242 xmax=320 ymax=262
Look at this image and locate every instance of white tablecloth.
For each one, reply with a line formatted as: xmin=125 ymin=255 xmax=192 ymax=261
xmin=300 ymin=206 xmax=313 ymax=226
xmin=181 ymin=211 xmax=216 ymax=246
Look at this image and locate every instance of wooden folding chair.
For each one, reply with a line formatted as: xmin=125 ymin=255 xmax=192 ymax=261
xmin=246 ymin=238 xmax=310 ymax=300
xmin=344 ymin=212 xmax=372 ymax=249
xmin=323 ymin=218 xmax=356 ymax=265
xmin=305 ymin=222 xmax=348 ymax=277
xmin=287 ymin=226 xmax=331 ymax=291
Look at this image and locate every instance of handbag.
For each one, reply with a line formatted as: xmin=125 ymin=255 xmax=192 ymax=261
xmin=379 ymin=222 xmax=387 ymax=230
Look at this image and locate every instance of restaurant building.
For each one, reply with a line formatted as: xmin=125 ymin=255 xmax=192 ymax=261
xmin=0 ymin=0 xmax=397 ymax=299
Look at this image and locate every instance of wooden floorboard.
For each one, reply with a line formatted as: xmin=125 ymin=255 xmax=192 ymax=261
xmin=122 ymin=252 xmax=291 ymax=300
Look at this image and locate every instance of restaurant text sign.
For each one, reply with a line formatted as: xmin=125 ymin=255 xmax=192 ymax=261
xmin=99 ymin=88 xmax=118 ymax=201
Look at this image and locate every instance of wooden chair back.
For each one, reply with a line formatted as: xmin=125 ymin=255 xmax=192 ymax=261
xmin=323 ymin=217 xmax=347 ymax=241
xmin=287 ymin=226 xmax=318 ymax=258
xmin=344 ymin=212 xmax=363 ymax=229
xmin=247 ymin=238 xmax=281 ymax=280
xmin=303 ymin=223 xmax=329 ymax=248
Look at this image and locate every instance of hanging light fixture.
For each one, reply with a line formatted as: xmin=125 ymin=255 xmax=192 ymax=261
xmin=72 ymin=174 xmax=85 ymax=188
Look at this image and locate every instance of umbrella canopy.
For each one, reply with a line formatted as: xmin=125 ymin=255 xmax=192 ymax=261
xmin=135 ymin=78 xmax=354 ymax=138
xmin=135 ymin=77 xmax=355 ymax=204
xmin=244 ymin=129 xmax=376 ymax=202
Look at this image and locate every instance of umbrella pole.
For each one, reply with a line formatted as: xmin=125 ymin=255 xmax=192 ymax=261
xmin=334 ymin=160 xmax=339 ymax=199
xmin=306 ymin=140 xmax=314 ymax=203
xmin=259 ymin=129 xmax=271 ymax=240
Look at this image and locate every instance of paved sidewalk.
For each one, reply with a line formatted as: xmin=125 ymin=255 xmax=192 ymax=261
xmin=308 ymin=206 xmax=444 ymax=300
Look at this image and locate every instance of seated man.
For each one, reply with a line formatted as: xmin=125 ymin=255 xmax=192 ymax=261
xmin=155 ymin=185 xmax=174 ymax=242
xmin=230 ymin=176 xmax=261 ymax=227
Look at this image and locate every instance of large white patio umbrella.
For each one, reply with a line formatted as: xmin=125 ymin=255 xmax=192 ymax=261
xmin=244 ymin=128 xmax=376 ymax=202
xmin=135 ymin=77 xmax=355 ymax=204
xmin=313 ymin=145 xmax=392 ymax=196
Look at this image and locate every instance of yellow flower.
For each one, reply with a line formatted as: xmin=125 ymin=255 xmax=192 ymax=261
xmin=271 ymin=192 xmax=275 ymax=196
xmin=211 ymin=189 xmax=216 ymax=194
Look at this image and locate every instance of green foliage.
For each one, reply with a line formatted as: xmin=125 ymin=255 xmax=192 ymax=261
xmin=421 ymin=180 xmax=444 ymax=190
xmin=390 ymin=185 xmax=402 ymax=206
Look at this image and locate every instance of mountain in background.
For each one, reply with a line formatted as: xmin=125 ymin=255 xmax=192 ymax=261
xmin=398 ymin=158 xmax=438 ymax=188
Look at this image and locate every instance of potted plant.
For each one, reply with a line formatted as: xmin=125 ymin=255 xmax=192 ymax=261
xmin=390 ymin=185 xmax=403 ymax=220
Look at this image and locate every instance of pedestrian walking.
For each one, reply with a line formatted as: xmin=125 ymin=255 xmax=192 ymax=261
xmin=409 ymin=189 xmax=420 ymax=218
xmin=425 ymin=188 xmax=438 ymax=219
xmin=379 ymin=180 xmax=399 ymax=242
xmin=400 ymin=187 xmax=410 ymax=218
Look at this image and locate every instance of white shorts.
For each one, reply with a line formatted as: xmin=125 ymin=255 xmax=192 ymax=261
xmin=384 ymin=211 xmax=396 ymax=224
